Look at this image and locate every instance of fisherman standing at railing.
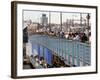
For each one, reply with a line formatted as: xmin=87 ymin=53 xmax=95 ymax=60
xmin=73 ymin=33 xmax=80 ymax=41
xmin=23 ymin=27 xmax=28 ymax=43
xmin=23 ymin=27 xmax=29 ymax=58
xmin=60 ymin=31 xmax=65 ymax=38
xmin=81 ymin=33 xmax=88 ymax=43
xmin=23 ymin=26 xmax=31 ymax=66
xmin=89 ymin=32 xmax=91 ymax=44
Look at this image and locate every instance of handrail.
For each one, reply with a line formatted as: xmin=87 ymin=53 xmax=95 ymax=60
xmin=29 ymin=34 xmax=90 ymax=47
xmin=29 ymin=34 xmax=91 ymax=67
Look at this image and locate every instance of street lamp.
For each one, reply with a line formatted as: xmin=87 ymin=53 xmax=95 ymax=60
xmin=86 ymin=13 xmax=90 ymax=37
xmin=87 ymin=13 xmax=90 ymax=28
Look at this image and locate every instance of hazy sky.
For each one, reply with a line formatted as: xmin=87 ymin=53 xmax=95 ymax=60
xmin=23 ymin=10 xmax=89 ymax=24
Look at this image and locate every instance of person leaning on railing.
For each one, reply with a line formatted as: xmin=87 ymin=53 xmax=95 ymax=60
xmin=81 ymin=33 xmax=88 ymax=43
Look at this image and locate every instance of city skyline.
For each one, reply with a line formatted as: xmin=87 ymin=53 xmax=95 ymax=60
xmin=23 ymin=10 xmax=90 ymax=24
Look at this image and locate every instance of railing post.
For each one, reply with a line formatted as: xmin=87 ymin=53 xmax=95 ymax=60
xmin=72 ymin=41 xmax=75 ymax=66
xmin=77 ymin=42 xmax=80 ymax=66
xmin=67 ymin=40 xmax=70 ymax=65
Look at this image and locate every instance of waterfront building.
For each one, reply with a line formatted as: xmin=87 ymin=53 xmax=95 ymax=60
xmin=41 ymin=14 xmax=48 ymax=28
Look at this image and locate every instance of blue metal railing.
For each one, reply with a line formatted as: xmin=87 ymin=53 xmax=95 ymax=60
xmin=29 ymin=34 xmax=91 ymax=67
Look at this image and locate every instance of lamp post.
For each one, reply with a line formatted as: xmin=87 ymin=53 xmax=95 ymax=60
xmin=80 ymin=13 xmax=82 ymax=33
xmin=87 ymin=13 xmax=90 ymax=28
xmin=72 ymin=15 xmax=74 ymax=27
xmin=86 ymin=13 xmax=90 ymax=37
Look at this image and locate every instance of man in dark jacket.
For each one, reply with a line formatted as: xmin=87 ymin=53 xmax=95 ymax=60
xmin=23 ymin=27 xmax=29 ymax=63
xmin=23 ymin=27 xmax=28 ymax=43
xmin=81 ymin=33 xmax=88 ymax=43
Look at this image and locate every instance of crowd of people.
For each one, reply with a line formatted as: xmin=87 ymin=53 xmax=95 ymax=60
xmin=23 ymin=26 xmax=91 ymax=44
xmin=61 ymin=32 xmax=91 ymax=43
xmin=41 ymin=30 xmax=91 ymax=43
